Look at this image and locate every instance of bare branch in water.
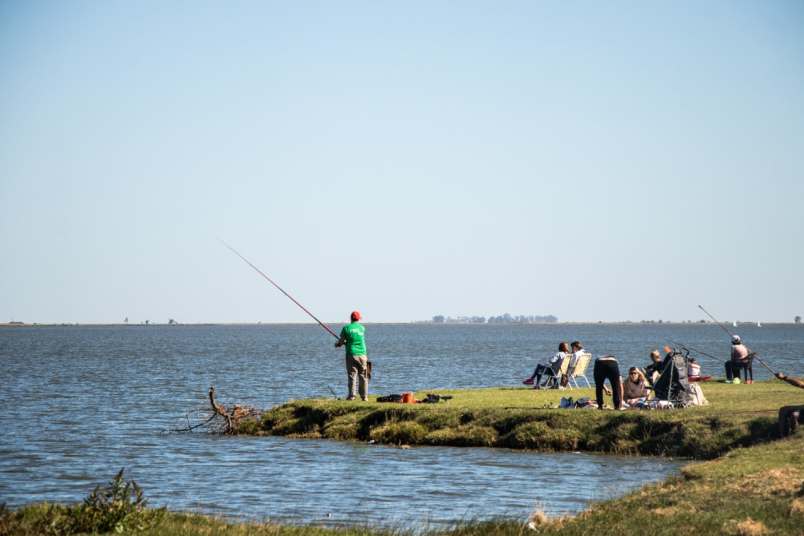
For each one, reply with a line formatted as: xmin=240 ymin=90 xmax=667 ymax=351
xmin=171 ymin=386 xmax=261 ymax=434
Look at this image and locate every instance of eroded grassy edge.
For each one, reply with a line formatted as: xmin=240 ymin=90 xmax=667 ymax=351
xmin=252 ymin=399 xmax=780 ymax=460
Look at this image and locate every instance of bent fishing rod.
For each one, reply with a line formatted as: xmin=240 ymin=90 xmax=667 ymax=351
xmin=697 ymin=304 xmax=777 ymax=375
xmin=220 ymin=239 xmax=339 ymax=340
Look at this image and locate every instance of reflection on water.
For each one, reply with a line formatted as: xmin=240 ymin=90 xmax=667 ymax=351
xmin=4 ymin=323 xmax=800 ymax=527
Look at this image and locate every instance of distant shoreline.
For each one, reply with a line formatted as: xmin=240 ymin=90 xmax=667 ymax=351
xmin=1 ymin=321 xmax=800 ymax=328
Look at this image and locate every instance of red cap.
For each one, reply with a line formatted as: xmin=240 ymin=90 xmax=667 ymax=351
xmin=350 ymin=310 xmax=361 ymax=322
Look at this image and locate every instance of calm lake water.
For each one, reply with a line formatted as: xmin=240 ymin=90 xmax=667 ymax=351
xmin=1 ymin=323 xmax=801 ymax=528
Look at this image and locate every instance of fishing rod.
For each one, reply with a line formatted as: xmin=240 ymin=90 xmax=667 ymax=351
xmin=698 ymin=304 xmax=735 ymax=338
xmin=220 ymin=239 xmax=339 ymax=340
xmin=697 ymin=304 xmax=777 ymax=375
xmin=668 ymin=340 xmax=719 ymax=363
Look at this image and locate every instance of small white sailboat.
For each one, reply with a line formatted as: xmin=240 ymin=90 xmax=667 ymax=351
xmin=732 ymin=321 xmax=738 ymax=327
xmin=757 ymin=321 xmax=762 ymax=327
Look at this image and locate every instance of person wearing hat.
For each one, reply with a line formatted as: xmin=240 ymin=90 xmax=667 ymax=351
xmin=725 ymin=334 xmax=754 ymax=384
xmin=335 ymin=310 xmax=369 ymax=401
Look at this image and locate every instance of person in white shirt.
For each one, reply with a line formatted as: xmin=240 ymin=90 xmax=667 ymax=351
xmin=569 ymin=341 xmax=586 ymax=372
xmin=687 ymin=357 xmax=701 ymax=379
xmin=524 ymin=342 xmax=570 ymax=389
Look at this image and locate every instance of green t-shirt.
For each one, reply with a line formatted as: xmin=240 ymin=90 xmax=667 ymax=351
xmin=340 ymin=322 xmax=366 ymax=356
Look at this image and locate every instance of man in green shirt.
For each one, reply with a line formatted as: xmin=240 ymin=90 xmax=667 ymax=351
xmin=335 ymin=310 xmax=369 ymax=401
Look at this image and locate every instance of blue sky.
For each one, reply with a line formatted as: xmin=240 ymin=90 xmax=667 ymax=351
xmin=1 ymin=1 xmax=803 ymax=323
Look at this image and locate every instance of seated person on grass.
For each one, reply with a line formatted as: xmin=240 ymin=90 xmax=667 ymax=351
xmin=643 ymin=349 xmax=663 ymax=385
xmin=524 ymin=342 xmax=569 ymax=389
xmin=623 ymin=367 xmax=649 ymax=406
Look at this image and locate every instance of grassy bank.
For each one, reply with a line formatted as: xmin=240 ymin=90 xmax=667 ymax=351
xmin=4 ymin=433 xmax=802 ymax=535
xmin=3 ymin=382 xmax=801 ymax=535
xmin=250 ymin=381 xmax=801 ymax=459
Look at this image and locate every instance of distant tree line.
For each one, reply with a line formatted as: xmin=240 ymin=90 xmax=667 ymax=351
xmin=431 ymin=313 xmax=557 ymax=324
xmin=640 ymin=319 xmax=709 ymax=324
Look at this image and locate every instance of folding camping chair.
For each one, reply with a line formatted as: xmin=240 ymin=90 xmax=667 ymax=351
xmin=543 ymin=354 xmax=571 ymax=389
xmin=568 ymin=351 xmax=592 ymax=389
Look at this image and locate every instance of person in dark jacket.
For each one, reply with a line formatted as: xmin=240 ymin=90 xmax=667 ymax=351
xmin=643 ymin=349 xmax=663 ymax=385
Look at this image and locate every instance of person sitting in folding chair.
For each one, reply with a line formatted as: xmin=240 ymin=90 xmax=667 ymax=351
xmin=564 ymin=341 xmax=592 ymax=388
xmin=567 ymin=351 xmax=592 ymax=388
xmin=523 ymin=342 xmax=569 ymax=389
xmin=544 ymin=353 xmax=572 ymax=389
xmin=567 ymin=341 xmax=585 ymax=371
xmin=725 ymin=335 xmax=754 ymax=384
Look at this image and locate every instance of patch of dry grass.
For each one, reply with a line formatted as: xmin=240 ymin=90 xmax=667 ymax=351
xmin=725 ymin=467 xmax=804 ymax=497
xmin=721 ymin=517 xmax=770 ymax=536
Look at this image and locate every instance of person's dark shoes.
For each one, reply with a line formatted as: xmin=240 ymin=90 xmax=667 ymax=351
xmin=361 ymin=397 xmax=368 ymax=401
xmin=533 ymin=385 xmax=541 ymax=390
xmin=522 ymin=378 xmax=534 ymax=385
xmin=346 ymin=396 xmax=356 ymax=401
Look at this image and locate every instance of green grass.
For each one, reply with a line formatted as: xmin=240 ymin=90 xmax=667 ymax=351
xmin=512 ymin=431 xmax=804 ymax=536
xmin=255 ymin=381 xmax=802 ymax=459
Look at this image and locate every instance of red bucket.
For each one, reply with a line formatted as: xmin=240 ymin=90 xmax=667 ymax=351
xmin=401 ymin=392 xmax=416 ymax=404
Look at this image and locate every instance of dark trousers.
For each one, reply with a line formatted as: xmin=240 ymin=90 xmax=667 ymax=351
xmin=594 ymin=359 xmax=622 ymax=409
xmin=532 ymin=364 xmax=555 ymax=386
xmin=725 ymin=361 xmax=752 ymax=381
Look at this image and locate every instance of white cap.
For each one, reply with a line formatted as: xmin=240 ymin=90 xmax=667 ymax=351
xmin=731 ymin=335 xmax=741 ymax=344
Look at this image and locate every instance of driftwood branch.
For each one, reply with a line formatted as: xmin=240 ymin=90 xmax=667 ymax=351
xmin=207 ymin=386 xmax=261 ymax=434
xmin=171 ymin=387 xmax=261 ymax=434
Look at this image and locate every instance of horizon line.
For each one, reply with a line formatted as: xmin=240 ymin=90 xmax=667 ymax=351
xmin=2 ymin=320 xmax=798 ymax=327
